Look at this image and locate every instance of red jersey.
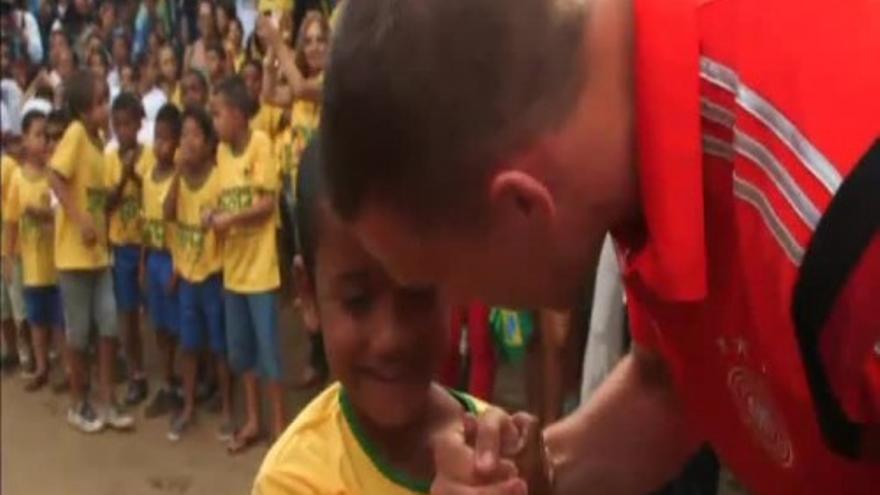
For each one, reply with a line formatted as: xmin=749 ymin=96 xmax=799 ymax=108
xmin=619 ymin=0 xmax=880 ymax=493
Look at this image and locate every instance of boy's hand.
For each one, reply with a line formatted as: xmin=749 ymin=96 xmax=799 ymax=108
xmin=1 ymin=257 xmax=12 ymax=285
xmin=257 ymin=15 xmax=281 ymax=48
xmin=166 ymin=270 xmax=178 ymax=295
xmin=209 ymin=211 xmax=235 ymax=234
xmin=121 ymin=148 xmax=138 ymax=176
xmin=431 ymin=409 xmax=547 ymax=495
xmin=79 ymin=216 xmax=98 ymax=246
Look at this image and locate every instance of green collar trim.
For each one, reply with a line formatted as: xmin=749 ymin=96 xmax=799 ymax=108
xmin=339 ymin=387 xmax=478 ymax=494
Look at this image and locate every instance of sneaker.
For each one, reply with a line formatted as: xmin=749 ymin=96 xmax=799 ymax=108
xmin=24 ymin=372 xmax=48 ymax=392
xmin=167 ymin=413 xmax=193 ymax=442
xmin=0 ymin=353 xmax=20 ymax=373
xmin=145 ymin=388 xmax=171 ymax=418
xmin=124 ymin=378 xmax=149 ymax=406
xmin=216 ymin=420 xmax=235 ymax=442
xmin=103 ymin=404 xmax=135 ymax=430
xmin=66 ymin=402 xmax=105 ymax=433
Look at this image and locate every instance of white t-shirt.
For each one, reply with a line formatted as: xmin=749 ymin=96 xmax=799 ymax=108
xmin=141 ymin=86 xmax=168 ymax=122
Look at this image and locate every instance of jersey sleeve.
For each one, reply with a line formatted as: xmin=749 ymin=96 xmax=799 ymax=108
xmin=254 ymin=133 xmax=280 ymax=195
xmin=5 ymin=171 xmax=22 ymax=223
xmin=50 ymin=122 xmax=85 ymax=180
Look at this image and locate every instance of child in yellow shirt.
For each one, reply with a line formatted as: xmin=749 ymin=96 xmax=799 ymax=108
xmin=105 ymin=92 xmax=153 ymax=406
xmin=140 ymin=103 xmax=184 ymax=420
xmin=163 ymin=106 xmax=233 ymax=442
xmin=0 ymin=135 xmax=28 ymax=373
xmin=209 ymin=76 xmax=284 ymax=451
xmin=253 ymin=137 xmax=489 ymax=494
xmin=3 ymin=111 xmax=65 ymax=392
xmin=49 ymin=69 xmax=134 ymax=433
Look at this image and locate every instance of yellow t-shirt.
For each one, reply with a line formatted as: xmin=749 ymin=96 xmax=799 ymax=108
xmin=141 ymin=160 xmax=176 ymax=251
xmin=276 ymin=100 xmax=320 ymax=186
xmin=5 ymin=166 xmax=57 ymax=287
xmin=253 ymin=383 xmax=486 ymax=495
xmin=105 ymin=146 xmax=155 ymax=246
xmin=251 ymin=105 xmax=284 ymax=143
xmin=258 ymin=0 xmax=293 ymax=13
xmin=1 ymin=154 xmax=22 ymax=257
xmin=170 ymin=83 xmax=183 ymax=109
xmin=50 ymin=121 xmax=110 ymax=270
xmin=174 ymin=167 xmax=223 ymax=283
xmin=216 ymin=130 xmax=280 ymax=293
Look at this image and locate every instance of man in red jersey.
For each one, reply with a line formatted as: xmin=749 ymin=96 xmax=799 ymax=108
xmin=320 ymin=0 xmax=880 ymax=494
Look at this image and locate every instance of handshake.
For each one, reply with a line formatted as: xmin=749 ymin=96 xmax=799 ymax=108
xmin=431 ymin=409 xmax=554 ymax=495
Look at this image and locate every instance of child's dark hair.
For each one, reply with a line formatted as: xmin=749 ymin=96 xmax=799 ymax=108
xmin=155 ymin=103 xmax=182 ymax=139
xmin=214 ymin=75 xmax=258 ymax=119
xmin=182 ymin=105 xmax=218 ymax=149
xmin=64 ymin=69 xmax=99 ymax=121
xmin=206 ymin=41 xmax=227 ymax=60
xmin=111 ymin=91 xmax=145 ymax=121
xmin=21 ymin=110 xmax=46 ymax=135
xmin=242 ymin=57 xmax=262 ymax=76
xmin=47 ymin=109 xmax=71 ymax=129
xmin=184 ymin=67 xmax=209 ymax=89
xmin=295 ymin=135 xmax=325 ymax=280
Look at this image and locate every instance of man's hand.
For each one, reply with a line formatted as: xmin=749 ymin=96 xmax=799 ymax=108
xmin=431 ymin=408 xmax=546 ymax=495
xmin=256 ymin=15 xmax=282 ymax=49
xmin=79 ymin=216 xmax=98 ymax=246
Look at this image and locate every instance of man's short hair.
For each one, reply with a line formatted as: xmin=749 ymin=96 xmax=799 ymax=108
xmin=322 ymin=0 xmax=586 ymax=228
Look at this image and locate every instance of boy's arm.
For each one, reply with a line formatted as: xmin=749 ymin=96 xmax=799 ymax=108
xmin=48 ymin=171 xmax=97 ymax=245
xmin=163 ymin=172 xmax=181 ymax=221
xmin=211 ymin=194 xmax=274 ymax=233
xmin=258 ymin=17 xmax=322 ymax=103
xmin=24 ymin=205 xmax=55 ymax=222
xmin=1 ymin=222 xmax=17 ymax=284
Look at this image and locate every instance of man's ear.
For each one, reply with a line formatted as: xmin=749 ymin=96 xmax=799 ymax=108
xmin=293 ymin=255 xmax=321 ymax=333
xmin=487 ymin=169 xmax=556 ymax=224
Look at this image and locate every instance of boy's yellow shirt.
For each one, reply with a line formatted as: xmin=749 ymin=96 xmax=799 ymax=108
xmin=5 ymin=166 xmax=57 ymax=287
xmin=258 ymin=0 xmax=293 ymax=13
xmin=251 ymin=104 xmax=283 ymax=142
xmin=174 ymin=167 xmax=224 ymax=283
xmin=141 ymin=160 xmax=175 ymax=251
xmin=216 ymin=130 xmax=280 ymax=293
xmin=253 ymin=382 xmax=487 ymax=495
xmin=50 ymin=121 xmax=110 ymax=270
xmin=1 ymin=154 xmax=22 ymax=257
xmin=105 ymin=146 xmax=155 ymax=246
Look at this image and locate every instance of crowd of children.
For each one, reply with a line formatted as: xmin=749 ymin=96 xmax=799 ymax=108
xmin=1 ymin=0 xmax=338 ymax=448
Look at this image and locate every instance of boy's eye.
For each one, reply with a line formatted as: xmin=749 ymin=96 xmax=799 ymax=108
xmin=341 ymin=288 xmax=375 ymax=315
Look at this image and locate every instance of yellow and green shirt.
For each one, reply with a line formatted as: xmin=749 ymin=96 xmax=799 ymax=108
xmin=5 ymin=166 xmax=57 ymax=287
xmin=141 ymin=161 xmax=175 ymax=251
xmin=276 ymin=99 xmax=320 ymax=187
xmin=253 ymin=383 xmax=486 ymax=495
xmin=1 ymin=154 xmax=22 ymax=257
xmin=174 ymin=167 xmax=223 ymax=283
xmin=105 ymin=146 xmax=155 ymax=246
xmin=50 ymin=121 xmax=110 ymax=270
xmin=216 ymin=130 xmax=280 ymax=293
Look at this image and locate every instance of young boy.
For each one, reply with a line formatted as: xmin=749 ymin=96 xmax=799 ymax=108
xmin=209 ymin=76 xmax=284 ymax=450
xmin=0 ymin=132 xmax=28 ymax=373
xmin=241 ymin=59 xmax=281 ymax=141
xmin=3 ymin=110 xmax=65 ymax=391
xmin=140 ymin=103 xmax=183 ymax=419
xmin=105 ymin=92 xmax=154 ymax=406
xmin=164 ymin=105 xmax=233 ymax=442
xmin=205 ymin=42 xmax=228 ymax=88
xmin=50 ymin=69 xmax=133 ymax=432
xmin=253 ymin=137 xmax=489 ymax=494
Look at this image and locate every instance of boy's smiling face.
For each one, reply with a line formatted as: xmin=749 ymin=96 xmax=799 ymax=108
xmin=297 ymin=200 xmax=450 ymax=428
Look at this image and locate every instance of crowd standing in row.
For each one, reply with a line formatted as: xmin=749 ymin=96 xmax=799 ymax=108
xmin=1 ymin=0 xmax=341 ymax=450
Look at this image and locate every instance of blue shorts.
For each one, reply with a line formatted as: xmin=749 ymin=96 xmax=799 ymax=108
xmin=179 ymin=274 xmax=226 ymax=354
xmin=112 ymin=244 xmax=141 ymax=312
xmin=146 ymin=250 xmax=179 ymax=336
xmin=23 ymin=285 xmax=64 ymax=329
xmin=224 ymin=290 xmax=281 ymax=380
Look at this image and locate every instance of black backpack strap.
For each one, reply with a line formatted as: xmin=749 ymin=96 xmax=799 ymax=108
xmin=792 ymin=138 xmax=880 ymax=460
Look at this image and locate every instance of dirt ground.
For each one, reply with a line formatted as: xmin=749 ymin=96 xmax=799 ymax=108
xmin=1 ymin=304 xmax=746 ymax=495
